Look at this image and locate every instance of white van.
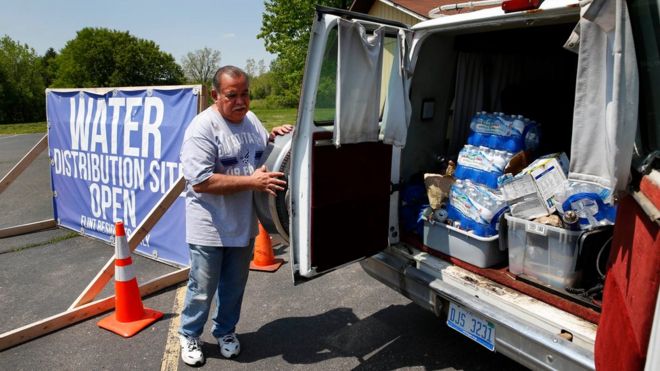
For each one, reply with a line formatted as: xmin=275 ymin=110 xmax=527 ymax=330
xmin=255 ymin=1 xmax=659 ymax=369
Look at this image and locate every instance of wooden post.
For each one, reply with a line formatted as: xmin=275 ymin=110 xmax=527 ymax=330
xmin=0 ymin=134 xmax=48 ymax=195
xmin=0 ymin=219 xmax=57 ymax=239
xmin=69 ymin=176 xmax=186 ymax=309
xmin=199 ymin=85 xmax=209 ymax=112
xmin=0 ymin=268 xmax=189 ymax=352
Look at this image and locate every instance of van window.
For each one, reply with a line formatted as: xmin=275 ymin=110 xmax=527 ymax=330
xmin=314 ymin=27 xmax=338 ymax=124
xmin=628 ymin=0 xmax=659 ymax=159
xmin=313 ymin=25 xmax=398 ymax=126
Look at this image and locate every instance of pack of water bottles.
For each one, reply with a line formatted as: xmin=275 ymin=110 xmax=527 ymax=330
xmin=447 ymin=179 xmax=508 ymax=237
xmin=454 ymin=145 xmax=514 ymax=189
xmin=448 ymin=111 xmax=538 ymax=236
xmin=467 ymin=112 xmax=540 ymax=153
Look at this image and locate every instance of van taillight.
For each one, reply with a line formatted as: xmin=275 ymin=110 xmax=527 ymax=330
xmin=501 ymin=0 xmax=543 ymax=12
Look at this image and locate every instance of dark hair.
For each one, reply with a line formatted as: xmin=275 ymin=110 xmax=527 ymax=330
xmin=212 ymin=65 xmax=249 ymax=91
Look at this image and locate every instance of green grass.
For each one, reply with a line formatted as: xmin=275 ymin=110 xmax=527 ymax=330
xmin=251 ymin=108 xmax=298 ymax=131
xmin=0 ymin=122 xmax=47 ymax=134
xmin=1 ymin=231 xmax=79 ymax=255
xmin=0 ymin=108 xmax=301 ymax=135
xmin=313 ymin=108 xmax=335 ymax=123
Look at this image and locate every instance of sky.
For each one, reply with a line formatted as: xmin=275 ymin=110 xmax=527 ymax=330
xmin=0 ymin=0 xmax=275 ymax=70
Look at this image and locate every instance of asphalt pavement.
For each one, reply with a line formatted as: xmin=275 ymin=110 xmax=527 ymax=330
xmin=0 ymin=133 xmax=526 ymax=370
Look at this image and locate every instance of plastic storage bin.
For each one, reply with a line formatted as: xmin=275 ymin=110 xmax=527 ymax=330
xmin=423 ymin=221 xmax=506 ymax=268
xmin=504 ymin=214 xmax=583 ymax=289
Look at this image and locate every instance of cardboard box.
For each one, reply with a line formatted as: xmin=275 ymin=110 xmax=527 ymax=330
xmin=501 ymin=173 xmax=550 ymax=220
xmin=526 ymin=154 xmax=568 ymax=210
xmin=500 ymin=153 xmax=568 ymax=220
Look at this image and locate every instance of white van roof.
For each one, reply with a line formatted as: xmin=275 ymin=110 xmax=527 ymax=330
xmin=412 ymin=0 xmax=581 ymax=30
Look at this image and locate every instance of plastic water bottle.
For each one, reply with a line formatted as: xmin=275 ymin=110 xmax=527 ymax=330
xmin=479 ymin=200 xmax=495 ymax=224
xmin=492 ymin=149 xmax=509 ymax=173
xmin=480 ymin=146 xmax=491 ymax=170
xmin=469 ymin=111 xmax=484 ymax=132
xmin=468 ymin=112 xmax=482 ymax=147
xmin=511 ymin=115 xmax=526 ymax=136
xmin=524 ymin=119 xmax=540 ymax=151
xmin=477 ymin=186 xmax=506 ymax=223
xmin=449 ymin=181 xmax=478 ymax=222
xmin=497 ymin=112 xmax=512 ymax=136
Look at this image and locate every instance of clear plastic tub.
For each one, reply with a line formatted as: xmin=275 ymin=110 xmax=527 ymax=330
xmin=423 ymin=221 xmax=506 ymax=268
xmin=504 ymin=214 xmax=583 ymax=289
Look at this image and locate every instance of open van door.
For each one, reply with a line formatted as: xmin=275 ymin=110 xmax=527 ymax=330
xmin=594 ymin=0 xmax=660 ymax=369
xmin=288 ymin=7 xmax=410 ymax=283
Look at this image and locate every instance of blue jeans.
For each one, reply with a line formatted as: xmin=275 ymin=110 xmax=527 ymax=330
xmin=179 ymin=240 xmax=254 ymax=339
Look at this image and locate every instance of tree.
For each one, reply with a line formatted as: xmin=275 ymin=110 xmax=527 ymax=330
xmin=245 ymin=58 xmax=257 ymax=78
xmin=53 ymin=27 xmax=184 ymax=88
xmin=181 ymin=47 xmax=221 ymax=87
xmin=258 ymin=0 xmax=346 ymax=107
xmin=257 ymin=59 xmax=267 ymax=75
xmin=245 ymin=58 xmax=268 ymax=78
xmin=40 ymin=47 xmax=58 ymax=87
xmin=250 ymin=72 xmax=273 ymax=100
xmin=245 ymin=58 xmax=272 ymax=100
xmin=0 ymin=35 xmax=46 ymax=123
xmin=112 ymin=38 xmax=185 ymax=86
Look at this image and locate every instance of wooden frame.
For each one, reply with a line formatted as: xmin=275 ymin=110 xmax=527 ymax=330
xmin=0 ymin=175 xmax=188 ymax=351
xmin=69 ymin=176 xmax=186 ymax=309
xmin=0 ymin=134 xmax=48 ymax=195
xmin=0 ymin=267 xmax=189 ymax=351
xmin=0 ymin=219 xmax=57 ymax=239
xmin=0 ymin=134 xmax=55 ymax=239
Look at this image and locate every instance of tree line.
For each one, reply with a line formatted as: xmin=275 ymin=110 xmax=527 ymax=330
xmin=0 ymin=0 xmax=346 ymax=124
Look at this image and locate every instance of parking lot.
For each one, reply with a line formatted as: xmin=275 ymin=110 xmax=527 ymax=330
xmin=0 ymin=133 xmax=525 ymax=370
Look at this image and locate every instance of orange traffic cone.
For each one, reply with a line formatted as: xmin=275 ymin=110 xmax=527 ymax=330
xmin=97 ymin=221 xmax=163 ymax=337
xmin=250 ymin=223 xmax=283 ymax=272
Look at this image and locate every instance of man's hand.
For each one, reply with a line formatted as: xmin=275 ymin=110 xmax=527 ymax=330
xmin=269 ymin=124 xmax=294 ymax=141
xmin=251 ymin=165 xmax=286 ymax=196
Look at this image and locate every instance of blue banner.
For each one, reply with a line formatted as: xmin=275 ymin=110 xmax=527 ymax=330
xmin=47 ymin=86 xmax=200 ymax=266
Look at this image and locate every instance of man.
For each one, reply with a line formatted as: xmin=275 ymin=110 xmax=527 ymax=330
xmin=178 ymin=65 xmax=293 ymax=366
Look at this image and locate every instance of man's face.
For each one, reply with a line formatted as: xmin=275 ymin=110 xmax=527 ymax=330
xmin=213 ymin=73 xmax=250 ymax=123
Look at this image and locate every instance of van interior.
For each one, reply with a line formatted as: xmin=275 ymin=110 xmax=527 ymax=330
xmin=400 ymin=20 xmax=606 ymax=324
xmin=403 ymin=22 xmax=578 ymax=180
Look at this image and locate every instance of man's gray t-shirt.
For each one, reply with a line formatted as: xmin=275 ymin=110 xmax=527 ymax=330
xmin=180 ymin=108 xmax=268 ymax=247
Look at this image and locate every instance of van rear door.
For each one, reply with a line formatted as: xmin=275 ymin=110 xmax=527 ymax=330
xmin=289 ymin=7 xmax=409 ymax=283
xmin=594 ymin=0 xmax=660 ymax=369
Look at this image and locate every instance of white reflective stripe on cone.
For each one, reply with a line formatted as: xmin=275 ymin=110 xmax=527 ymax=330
xmin=115 ymin=239 xmax=131 ymax=259
xmin=115 ymin=264 xmax=136 ymax=282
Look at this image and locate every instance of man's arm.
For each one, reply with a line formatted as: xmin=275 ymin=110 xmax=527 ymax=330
xmin=192 ymin=165 xmax=286 ymax=196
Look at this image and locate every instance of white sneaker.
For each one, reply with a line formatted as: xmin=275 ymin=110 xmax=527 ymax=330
xmin=180 ymin=335 xmax=205 ymax=366
xmin=218 ymin=333 xmax=241 ymax=358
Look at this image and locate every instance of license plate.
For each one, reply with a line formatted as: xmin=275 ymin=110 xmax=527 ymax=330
xmin=447 ymin=302 xmax=496 ymax=351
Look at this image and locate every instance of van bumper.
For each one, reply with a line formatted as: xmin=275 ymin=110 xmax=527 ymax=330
xmin=360 ymin=251 xmax=595 ymax=371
